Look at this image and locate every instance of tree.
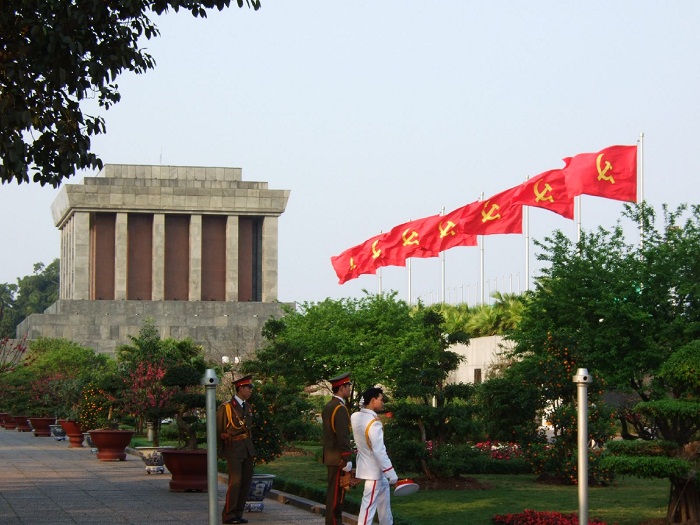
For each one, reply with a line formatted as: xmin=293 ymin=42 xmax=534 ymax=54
xmin=0 ymin=259 xmax=59 ymax=338
xmin=245 ymin=293 xmax=479 ymax=479
xmin=0 ymin=0 xmax=260 ymax=186
xmin=503 ymin=203 xmax=700 ymax=518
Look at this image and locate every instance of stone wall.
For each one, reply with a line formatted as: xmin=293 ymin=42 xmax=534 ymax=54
xmin=16 ymin=300 xmax=290 ymax=359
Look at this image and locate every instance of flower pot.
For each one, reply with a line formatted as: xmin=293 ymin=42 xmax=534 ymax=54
xmin=29 ymin=417 xmax=57 ymax=437
xmin=245 ymin=474 xmax=276 ymax=512
xmin=2 ymin=414 xmax=17 ymax=430
xmin=88 ymin=430 xmax=135 ymax=461
xmin=49 ymin=424 xmax=66 ymax=441
xmin=58 ymin=420 xmax=84 ymax=448
xmin=0 ymin=413 xmax=11 ymax=429
xmin=136 ymin=446 xmax=174 ymax=474
xmin=13 ymin=415 xmax=32 ymax=432
xmin=161 ymin=449 xmax=208 ymax=492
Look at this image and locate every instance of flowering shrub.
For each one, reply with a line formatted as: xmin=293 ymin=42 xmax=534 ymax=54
xmin=492 ymin=509 xmax=608 ymax=525
xmin=474 ymin=440 xmax=523 ymax=460
xmin=77 ymin=383 xmax=114 ymax=430
xmin=0 ymin=336 xmax=27 ymax=376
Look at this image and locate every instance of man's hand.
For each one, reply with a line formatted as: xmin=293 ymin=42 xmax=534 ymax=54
xmin=387 ymin=471 xmax=398 ymax=485
xmin=342 ymin=461 xmax=353 ymax=472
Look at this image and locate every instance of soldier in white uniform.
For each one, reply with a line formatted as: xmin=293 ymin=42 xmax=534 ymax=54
xmin=350 ymin=387 xmax=398 ymax=525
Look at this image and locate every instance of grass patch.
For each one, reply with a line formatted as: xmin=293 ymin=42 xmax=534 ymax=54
xmin=255 ymin=447 xmax=668 ymax=525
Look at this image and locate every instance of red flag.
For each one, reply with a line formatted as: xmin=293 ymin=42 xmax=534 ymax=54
xmin=418 ymin=208 xmax=478 ymax=256
xmin=511 ymin=169 xmax=574 ymax=219
xmin=330 ymin=230 xmax=407 ymax=284
xmin=562 ymin=145 xmax=637 ymax=202
xmin=459 ymin=188 xmax=523 ymax=235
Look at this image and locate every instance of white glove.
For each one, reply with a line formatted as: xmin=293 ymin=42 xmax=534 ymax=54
xmin=387 ymin=471 xmax=398 ymax=485
xmin=342 ymin=461 xmax=353 ymax=472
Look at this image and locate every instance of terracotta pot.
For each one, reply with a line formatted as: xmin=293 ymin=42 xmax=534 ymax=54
xmin=88 ymin=430 xmax=135 ymax=461
xmin=13 ymin=415 xmax=32 ymax=432
xmin=58 ymin=420 xmax=84 ymax=448
xmin=0 ymin=412 xmax=10 ymax=429
xmin=2 ymin=414 xmax=17 ymax=430
xmin=28 ymin=417 xmax=57 ymax=437
xmin=161 ymin=449 xmax=208 ymax=492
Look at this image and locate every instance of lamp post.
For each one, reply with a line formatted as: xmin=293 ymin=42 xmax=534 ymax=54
xmin=573 ymin=368 xmax=592 ymax=525
xmin=202 ymin=369 xmax=220 ymax=525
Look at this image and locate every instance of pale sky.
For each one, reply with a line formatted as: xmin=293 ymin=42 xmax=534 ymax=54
xmin=2 ymin=2 xmax=699 ymax=306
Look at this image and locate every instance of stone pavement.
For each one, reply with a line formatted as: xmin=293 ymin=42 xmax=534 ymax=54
xmin=0 ymin=428 xmax=357 ymax=525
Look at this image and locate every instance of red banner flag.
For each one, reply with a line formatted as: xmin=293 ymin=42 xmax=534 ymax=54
xmin=331 ymin=228 xmax=412 ymax=284
xmin=459 ymin=188 xmax=523 ymax=235
xmin=417 ymin=207 xmax=479 ymax=256
xmin=562 ymin=145 xmax=637 ymax=202
xmin=511 ymin=169 xmax=574 ymax=219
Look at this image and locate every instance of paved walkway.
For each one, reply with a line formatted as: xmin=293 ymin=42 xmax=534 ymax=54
xmin=0 ymin=427 xmax=353 ymax=525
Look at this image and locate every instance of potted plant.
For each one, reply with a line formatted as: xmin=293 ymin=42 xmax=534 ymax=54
xmin=159 ymin=362 xmax=208 ymax=491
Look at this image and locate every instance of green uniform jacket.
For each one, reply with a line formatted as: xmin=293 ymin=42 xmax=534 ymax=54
xmin=321 ymin=396 xmax=352 ymax=466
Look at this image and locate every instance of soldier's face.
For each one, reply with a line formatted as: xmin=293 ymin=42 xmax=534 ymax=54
xmin=340 ymin=383 xmax=352 ymax=400
xmin=238 ymin=385 xmax=253 ymax=401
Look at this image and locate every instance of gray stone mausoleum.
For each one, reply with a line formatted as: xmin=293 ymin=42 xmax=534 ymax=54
xmin=17 ymin=164 xmax=291 ymax=358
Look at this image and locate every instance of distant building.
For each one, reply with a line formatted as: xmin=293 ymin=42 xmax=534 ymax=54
xmin=17 ymin=164 xmax=290 ymax=359
xmin=446 ymin=336 xmax=514 ymax=384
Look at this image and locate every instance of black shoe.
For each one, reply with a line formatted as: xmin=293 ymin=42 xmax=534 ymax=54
xmin=223 ymin=519 xmax=248 ymax=524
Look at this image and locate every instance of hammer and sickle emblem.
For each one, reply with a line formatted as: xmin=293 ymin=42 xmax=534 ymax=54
xmin=596 ymin=153 xmax=615 ymax=183
xmin=534 ymin=180 xmax=554 ymax=203
xmin=481 ymin=202 xmax=501 ymax=223
xmin=371 ymin=240 xmax=381 ymax=259
xmin=402 ymin=229 xmax=419 ymax=246
xmin=349 ymin=257 xmax=356 ymax=270
xmin=439 ymin=221 xmax=456 ymax=238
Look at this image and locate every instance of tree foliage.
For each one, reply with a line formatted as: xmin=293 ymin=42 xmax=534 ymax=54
xmin=490 ymin=202 xmax=700 ymax=521
xmin=0 ymin=259 xmax=59 ymax=338
xmin=245 ymin=292 xmax=479 ymax=478
xmin=0 ymin=0 xmax=260 ymax=186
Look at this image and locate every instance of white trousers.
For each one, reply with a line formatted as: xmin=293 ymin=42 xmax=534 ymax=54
xmin=358 ymin=478 xmax=393 ymax=525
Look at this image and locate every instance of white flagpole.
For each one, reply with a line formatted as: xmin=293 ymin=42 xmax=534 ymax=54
xmin=639 ymin=132 xmax=645 ymax=249
xmin=524 ymin=175 xmax=530 ymax=292
xmin=479 ymin=192 xmax=485 ymax=305
xmin=407 ymin=257 xmax=412 ymax=305
xmin=441 ymin=207 xmax=446 ymax=304
xmin=576 ymin=195 xmax=582 ymax=243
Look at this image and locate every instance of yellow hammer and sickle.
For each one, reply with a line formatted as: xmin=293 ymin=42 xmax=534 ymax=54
xmin=481 ymin=203 xmax=501 ymax=223
xmin=371 ymin=240 xmax=381 ymax=259
xmin=596 ymin=153 xmax=615 ymax=183
xmin=533 ymin=180 xmax=554 ymax=203
xmin=402 ymin=229 xmax=419 ymax=246
xmin=439 ymin=221 xmax=456 ymax=238
xmin=349 ymin=257 xmax=356 ymax=270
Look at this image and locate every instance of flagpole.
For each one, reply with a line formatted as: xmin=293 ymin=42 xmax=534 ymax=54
xmin=479 ymin=192 xmax=485 ymax=305
xmin=524 ymin=176 xmax=530 ymax=293
xmin=639 ymin=132 xmax=645 ymax=249
xmin=407 ymin=257 xmax=412 ymax=305
xmin=576 ymin=195 xmax=582 ymax=243
xmin=441 ymin=207 xmax=446 ymax=304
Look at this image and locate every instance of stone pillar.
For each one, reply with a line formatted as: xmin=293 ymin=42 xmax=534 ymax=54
xmin=261 ymin=216 xmax=279 ymax=302
xmin=59 ymin=219 xmax=70 ymax=299
xmin=152 ymin=214 xmax=165 ymax=301
xmin=114 ymin=212 xmax=128 ymax=300
xmin=189 ymin=214 xmax=202 ymax=301
xmin=72 ymin=211 xmax=91 ymax=300
xmin=226 ymin=216 xmax=239 ymax=302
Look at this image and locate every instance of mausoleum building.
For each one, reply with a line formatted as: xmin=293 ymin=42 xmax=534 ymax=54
xmin=17 ymin=164 xmax=291 ymax=357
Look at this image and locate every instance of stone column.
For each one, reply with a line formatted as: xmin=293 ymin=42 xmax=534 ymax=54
xmin=114 ymin=212 xmax=128 ymax=300
xmin=226 ymin=215 xmax=239 ymax=301
xmin=189 ymin=214 xmax=202 ymax=301
xmin=152 ymin=214 xmax=165 ymax=301
xmin=72 ymin=211 xmax=91 ymax=300
xmin=261 ymin=216 xmax=279 ymax=302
